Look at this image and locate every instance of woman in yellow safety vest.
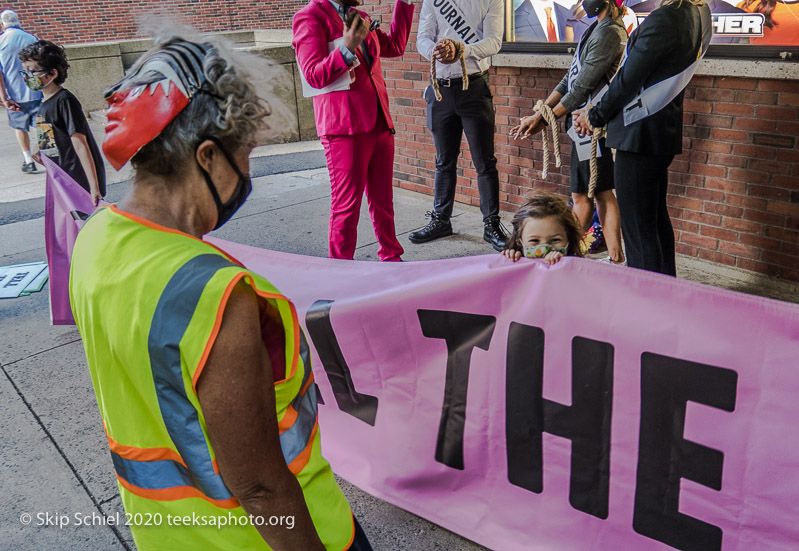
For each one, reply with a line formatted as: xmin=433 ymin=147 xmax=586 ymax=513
xmin=69 ymin=33 xmax=369 ymax=550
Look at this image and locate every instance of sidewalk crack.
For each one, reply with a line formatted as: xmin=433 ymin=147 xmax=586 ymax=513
xmin=0 ymin=363 xmax=131 ymax=550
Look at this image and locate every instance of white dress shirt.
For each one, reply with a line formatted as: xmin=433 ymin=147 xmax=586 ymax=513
xmin=416 ymin=0 xmax=505 ymax=79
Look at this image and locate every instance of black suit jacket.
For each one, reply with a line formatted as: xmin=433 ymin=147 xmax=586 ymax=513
xmin=588 ymin=1 xmax=711 ymax=156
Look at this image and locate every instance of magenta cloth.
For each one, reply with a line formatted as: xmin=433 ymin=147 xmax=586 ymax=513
xmin=50 ymin=172 xmax=799 ymax=548
xmin=321 ymin=116 xmax=404 ymax=261
xmin=43 ymin=155 xmax=107 ymax=324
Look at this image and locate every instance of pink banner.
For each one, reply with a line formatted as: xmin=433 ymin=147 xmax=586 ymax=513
xmin=51 ymin=166 xmax=799 ymax=550
xmin=214 ymin=240 xmax=799 ymax=551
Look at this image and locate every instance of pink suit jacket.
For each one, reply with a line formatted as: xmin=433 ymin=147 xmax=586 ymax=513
xmin=292 ymin=0 xmax=415 ymax=136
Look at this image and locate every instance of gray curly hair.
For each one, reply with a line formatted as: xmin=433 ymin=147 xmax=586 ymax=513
xmin=124 ymin=22 xmax=284 ymax=177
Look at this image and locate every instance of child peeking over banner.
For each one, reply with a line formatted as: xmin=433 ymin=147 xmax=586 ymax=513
xmin=502 ymin=193 xmax=584 ymax=265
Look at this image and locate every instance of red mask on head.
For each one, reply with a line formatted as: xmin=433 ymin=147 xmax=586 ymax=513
xmin=102 ymin=40 xmax=214 ymax=170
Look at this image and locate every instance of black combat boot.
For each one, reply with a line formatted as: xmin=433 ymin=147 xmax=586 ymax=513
xmin=483 ymin=215 xmax=509 ymax=252
xmin=409 ymin=211 xmax=453 ymax=243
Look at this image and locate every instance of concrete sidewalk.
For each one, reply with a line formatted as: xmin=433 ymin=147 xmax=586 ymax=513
xmin=1 ymin=111 xmax=797 ymax=550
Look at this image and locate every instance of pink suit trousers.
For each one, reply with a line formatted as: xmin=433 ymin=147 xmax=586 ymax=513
xmin=321 ymin=115 xmax=403 ymax=261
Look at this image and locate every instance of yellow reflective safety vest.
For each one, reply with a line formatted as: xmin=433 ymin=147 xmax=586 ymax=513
xmin=69 ymin=205 xmax=354 ymax=550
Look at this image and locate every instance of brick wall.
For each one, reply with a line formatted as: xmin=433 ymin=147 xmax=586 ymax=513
xmin=5 ymin=0 xmax=303 ymax=44
xmin=380 ymin=3 xmax=799 ymax=282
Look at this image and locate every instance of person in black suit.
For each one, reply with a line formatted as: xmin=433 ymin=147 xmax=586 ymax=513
xmin=575 ymin=0 xmax=712 ymax=276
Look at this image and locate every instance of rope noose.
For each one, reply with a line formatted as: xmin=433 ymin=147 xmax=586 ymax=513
xmin=431 ymin=39 xmax=468 ymax=102
xmin=534 ymin=100 xmax=561 ymax=180
xmin=586 ymin=105 xmax=605 ymax=199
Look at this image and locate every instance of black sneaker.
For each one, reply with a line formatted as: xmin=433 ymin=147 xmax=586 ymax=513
xmin=408 ymin=211 xmax=453 ymax=244
xmin=483 ymin=215 xmax=509 ymax=252
xmin=21 ymin=161 xmax=36 ymax=174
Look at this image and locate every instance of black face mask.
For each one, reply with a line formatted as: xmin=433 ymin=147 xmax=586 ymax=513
xmin=583 ymin=0 xmax=608 ymax=17
xmin=196 ymin=136 xmax=252 ymax=230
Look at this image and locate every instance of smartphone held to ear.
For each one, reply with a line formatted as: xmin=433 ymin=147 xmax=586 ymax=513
xmin=345 ymin=10 xmax=380 ymax=31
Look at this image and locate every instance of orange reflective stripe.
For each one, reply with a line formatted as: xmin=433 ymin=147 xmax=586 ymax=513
xmin=106 ymin=428 xmax=187 ymax=467
xmin=259 ymin=290 xmax=300 ymax=385
xmin=116 ymin=476 xmax=240 ymax=509
xmin=287 ymin=422 xmax=318 ymax=475
xmin=279 ymin=405 xmax=299 ymax=432
xmin=341 ymin=513 xmax=356 ymax=551
xmin=191 ymin=273 xmax=247 ymax=392
xmin=300 ymin=372 xmax=315 ymax=396
xmin=279 ymin=372 xmax=315 ymax=433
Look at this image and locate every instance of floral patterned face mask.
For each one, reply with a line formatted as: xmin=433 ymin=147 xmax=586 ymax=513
xmin=524 ymin=243 xmax=568 ymax=258
xmin=20 ymin=69 xmax=49 ymax=91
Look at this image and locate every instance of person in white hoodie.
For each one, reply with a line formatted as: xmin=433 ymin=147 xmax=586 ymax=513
xmin=409 ymin=0 xmax=509 ymax=252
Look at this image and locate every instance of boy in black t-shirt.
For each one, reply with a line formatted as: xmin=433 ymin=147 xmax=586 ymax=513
xmin=19 ymin=40 xmax=105 ymax=205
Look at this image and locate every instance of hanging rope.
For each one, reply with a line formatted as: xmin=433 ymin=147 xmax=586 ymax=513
xmin=534 ymin=100 xmax=561 ymax=179
xmin=586 ymin=105 xmax=605 ymax=199
xmin=431 ymin=39 xmax=468 ymax=102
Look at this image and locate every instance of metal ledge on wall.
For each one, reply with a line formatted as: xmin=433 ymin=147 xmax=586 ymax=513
xmin=491 ymin=53 xmax=799 ymax=81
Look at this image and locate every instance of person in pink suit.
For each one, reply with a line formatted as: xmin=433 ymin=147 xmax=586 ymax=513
xmin=293 ymin=0 xmax=415 ymax=261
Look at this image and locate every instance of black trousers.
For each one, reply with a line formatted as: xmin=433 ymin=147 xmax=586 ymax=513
xmin=614 ymin=150 xmax=676 ymax=276
xmin=426 ymin=74 xmax=499 ymax=221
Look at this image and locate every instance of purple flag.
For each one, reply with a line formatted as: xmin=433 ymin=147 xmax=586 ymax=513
xmin=43 ymin=155 xmax=105 ymax=325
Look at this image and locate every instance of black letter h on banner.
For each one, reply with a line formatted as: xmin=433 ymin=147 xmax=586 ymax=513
xmin=505 ymin=323 xmax=614 ymax=519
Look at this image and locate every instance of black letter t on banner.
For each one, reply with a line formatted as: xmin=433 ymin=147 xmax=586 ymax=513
xmin=418 ymin=310 xmax=496 ymax=470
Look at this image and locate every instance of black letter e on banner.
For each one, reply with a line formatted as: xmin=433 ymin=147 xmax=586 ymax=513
xmin=633 ymin=353 xmax=738 ymax=551
xmin=418 ymin=310 xmax=496 ymax=470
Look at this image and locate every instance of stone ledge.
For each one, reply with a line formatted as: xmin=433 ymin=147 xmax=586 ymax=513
xmin=491 ymin=53 xmax=799 ymax=80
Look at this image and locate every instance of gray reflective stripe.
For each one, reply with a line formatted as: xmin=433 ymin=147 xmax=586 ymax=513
xmin=622 ymin=6 xmax=712 ymax=126
xmin=148 ymin=253 xmax=237 ymax=501
xmin=279 ymin=331 xmax=318 ymax=466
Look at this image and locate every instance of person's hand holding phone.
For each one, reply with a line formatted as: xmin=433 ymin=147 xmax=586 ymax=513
xmin=344 ymin=11 xmax=371 ymax=53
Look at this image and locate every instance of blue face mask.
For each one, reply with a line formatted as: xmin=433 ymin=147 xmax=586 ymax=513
xmin=524 ymin=243 xmax=568 ymax=259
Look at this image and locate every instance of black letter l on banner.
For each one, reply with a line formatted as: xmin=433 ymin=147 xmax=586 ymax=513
xmin=306 ymin=300 xmax=379 ymax=426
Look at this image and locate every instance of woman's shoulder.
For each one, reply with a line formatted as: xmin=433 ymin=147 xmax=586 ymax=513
xmin=592 ymin=18 xmax=628 ymax=45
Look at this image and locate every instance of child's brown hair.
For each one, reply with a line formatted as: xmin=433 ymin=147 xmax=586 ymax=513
xmin=507 ymin=193 xmax=584 ymax=257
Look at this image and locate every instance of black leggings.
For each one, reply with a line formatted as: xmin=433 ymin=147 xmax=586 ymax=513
xmin=614 ymin=150 xmax=676 ymax=276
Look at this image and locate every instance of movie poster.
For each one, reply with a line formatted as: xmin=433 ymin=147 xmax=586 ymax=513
xmin=507 ymin=0 xmax=799 ymax=46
